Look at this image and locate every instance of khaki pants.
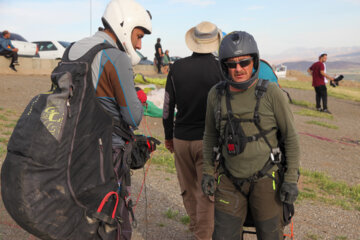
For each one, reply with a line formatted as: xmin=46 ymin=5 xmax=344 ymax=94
xmin=213 ymin=174 xmax=284 ymax=240
xmin=173 ymin=138 xmax=214 ymax=240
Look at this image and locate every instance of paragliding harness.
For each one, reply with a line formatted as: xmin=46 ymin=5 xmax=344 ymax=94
xmin=1 ymin=42 xmax=159 ymax=240
xmin=213 ymin=79 xmax=294 ymax=228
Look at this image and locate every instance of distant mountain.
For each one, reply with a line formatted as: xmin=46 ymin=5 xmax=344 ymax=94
xmin=283 ymin=61 xmax=360 ymax=72
xmin=264 ymin=46 xmax=360 ymax=64
xmin=333 ymin=51 xmax=360 ymax=62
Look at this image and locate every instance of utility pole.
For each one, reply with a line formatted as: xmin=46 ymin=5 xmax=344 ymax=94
xmin=90 ymin=0 xmax=92 ymax=36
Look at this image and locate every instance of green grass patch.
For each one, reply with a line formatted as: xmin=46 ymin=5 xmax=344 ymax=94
xmin=299 ymin=169 xmax=360 ymax=211
xmin=279 ymin=79 xmax=360 ymax=102
xmin=279 ymin=79 xmax=313 ymax=90
xmin=335 ymin=236 xmax=348 ymax=240
xmin=328 ymin=86 xmax=360 ymax=102
xmin=294 ymin=109 xmax=334 ymax=119
xmin=0 ymin=107 xmax=4 ymax=111
xmin=150 ymin=144 xmax=175 ymax=173
xmin=180 ymin=215 xmax=190 ymax=225
xmin=305 ymin=120 xmax=338 ymax=129
xmin=298 ymin=191 xmax=317 ymax=200
xmin=4 ymin=122 xmax=16 ymax=128
xmin=0 ymin=114 xmax=9 ymax=121
xmin=0 ymin=137 xmax=8 ymax=144
xmin=5 ymin=109 xmax=16 ymax=115
xmin=164 ymin=208 xmax=179 ymax=219
xmin=157 ymin=223 xmax=165 ymax=227
xmin=291 ymin=99 xmax=315 ymax=109
xmin=0 ymin=145 xmax=6 ymax=158
xmin=134 ymin=74 xmax=166 ymax=87
xmin=1 ymin=131 xmax=12 ymax=136
xmin=305 ymin=233 xmax=322 ymax=240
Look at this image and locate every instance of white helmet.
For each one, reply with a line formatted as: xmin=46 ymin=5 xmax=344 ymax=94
xmin=102 ymin=0 xmax=152 ymax=65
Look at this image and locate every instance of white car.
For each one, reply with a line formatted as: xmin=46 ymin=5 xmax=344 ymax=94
xmin=33 ymin=40 xmax=71 ymax=59
xmin=1 ymin=31 xmax=38 ymax=57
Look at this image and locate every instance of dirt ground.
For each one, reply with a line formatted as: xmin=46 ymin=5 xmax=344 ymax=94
xmin=0 ymin=74 xmax=359 ymax=240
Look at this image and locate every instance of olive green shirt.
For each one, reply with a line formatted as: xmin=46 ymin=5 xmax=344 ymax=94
xmin=203 ymin=81 xmax=300 ymax=183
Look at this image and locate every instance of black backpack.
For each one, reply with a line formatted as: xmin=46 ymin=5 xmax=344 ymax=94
xmin=1 ymin=43 xmax=147 ymax=240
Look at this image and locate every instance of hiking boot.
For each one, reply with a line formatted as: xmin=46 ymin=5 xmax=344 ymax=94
xmin=13 ymin=61 xmax=20 ymax=65
xmin=9 ymin=65 xmax=17 ymax=72
xmin=322 ymin=109 xmax=331 ymax=114
xmin=316 ymin=108 xmax=322 ymax=112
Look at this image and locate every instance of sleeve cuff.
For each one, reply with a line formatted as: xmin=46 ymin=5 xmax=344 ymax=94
xmin=284 ymin=168 xmax=300 ymax=183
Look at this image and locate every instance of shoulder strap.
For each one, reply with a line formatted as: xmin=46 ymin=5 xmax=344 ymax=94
xmin=255 ymin=79 xmax=269 ymax=98
xmin=253 ymin=79 xmax=269 ymax=122
xmin=215 ymin=81 xmax=227 ymax=131
xmin=252 ymin=79 xmax=277 ymax=151
xmin=62 ymin=42 xmax=115 ymax=63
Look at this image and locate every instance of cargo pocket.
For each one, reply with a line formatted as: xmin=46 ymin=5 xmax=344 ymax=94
xmin=215 ymin=174 xmax=239 ymax=215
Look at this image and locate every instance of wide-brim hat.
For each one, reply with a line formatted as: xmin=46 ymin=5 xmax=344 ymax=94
xmin=185 ymin=21 xmax=221 ymax=54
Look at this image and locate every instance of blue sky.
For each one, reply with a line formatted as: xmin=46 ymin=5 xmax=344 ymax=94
xmin=1 ymin=0 xmax=360 ymax=62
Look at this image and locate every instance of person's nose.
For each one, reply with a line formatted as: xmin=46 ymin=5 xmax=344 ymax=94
xmin=235 ymin=63 xmax=243 ymax=71
xmin=136 ymin=39 xmax=142 ymax=50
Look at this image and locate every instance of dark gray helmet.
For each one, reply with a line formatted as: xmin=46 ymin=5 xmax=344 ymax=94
xmin=219 ymin=31 xmax=260 ymax=90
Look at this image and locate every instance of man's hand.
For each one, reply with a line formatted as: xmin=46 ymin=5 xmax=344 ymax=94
xmin=165 ymin=139 xmax=174 ymax=153
xmin=13 ymin=48 xmax=18 ymax=52
xmin=201 ymin=174 xmax=215 ymax=196
xmin=280 ymin=182 xmax=298 ymax=204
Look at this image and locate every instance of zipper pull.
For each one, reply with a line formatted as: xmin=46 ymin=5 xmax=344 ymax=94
xmin=67 ymin=99 xmax=71 ymax=118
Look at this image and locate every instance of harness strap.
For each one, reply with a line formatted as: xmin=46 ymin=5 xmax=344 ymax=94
xmin=222 ymin=155 xmax=281 ymax=197
xmin=215 ymin=79 xmax=282 ymax=193
xmin=222 ymin=79 xmax=276 ymax=151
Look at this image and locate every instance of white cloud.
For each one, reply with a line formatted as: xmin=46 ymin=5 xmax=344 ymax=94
xmin=169 ymin=0 xmax=216 ymax=6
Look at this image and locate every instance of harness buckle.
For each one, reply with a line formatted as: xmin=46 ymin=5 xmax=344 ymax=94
xmin=270 ymin=147 xmax=282 ymax=164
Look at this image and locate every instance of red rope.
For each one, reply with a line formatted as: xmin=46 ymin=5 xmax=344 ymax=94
xmin=283 ymin=218 xmax=294 ymax=239
xmin=133 ymin=114 xmax=154 ymax=212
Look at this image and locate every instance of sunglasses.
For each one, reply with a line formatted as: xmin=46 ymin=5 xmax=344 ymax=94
xmin=225 ymin=57 xmax=253 ymax=69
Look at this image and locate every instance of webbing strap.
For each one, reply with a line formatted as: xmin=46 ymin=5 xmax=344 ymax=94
xmin=62 ymin=42 xmax=115 ymax=63
xmin=222 ymin=79 xmax=275 ymax=151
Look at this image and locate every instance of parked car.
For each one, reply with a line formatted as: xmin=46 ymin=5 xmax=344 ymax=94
xmin=136 ymin=50 xmax=153 ymax=65
xmin=0 ymin=31 xmax=38 ymax=57
xmin=33 ymin=40 xmax=71 ymax=59
xmin=170 ymin=56 xmax=181 ymax=63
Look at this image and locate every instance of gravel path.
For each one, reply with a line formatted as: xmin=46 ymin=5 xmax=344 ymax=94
xmin=0 ymin=75 xmax=359 ymax=240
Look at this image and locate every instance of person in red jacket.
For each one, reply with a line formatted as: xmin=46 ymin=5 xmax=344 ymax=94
xmin=307 ymin=53 xmax=334 ymax=113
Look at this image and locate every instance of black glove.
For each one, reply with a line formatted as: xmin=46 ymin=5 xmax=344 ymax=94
xmin=280 ymin=182 xmax=298 ymax=204
xmin=201 ymin=174 xmax=215 ymax=196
